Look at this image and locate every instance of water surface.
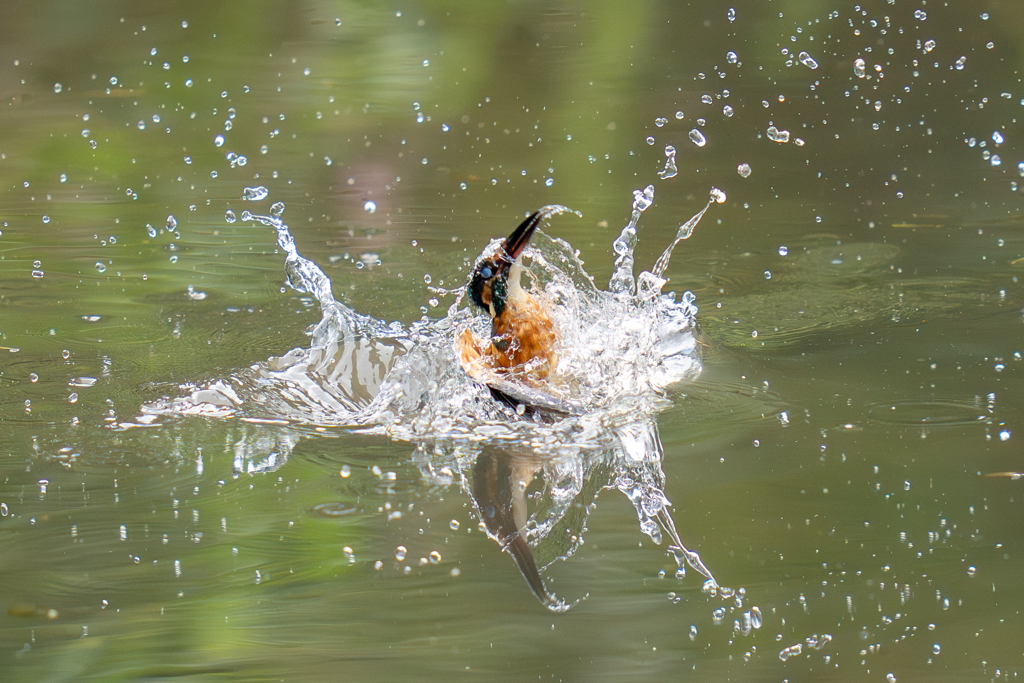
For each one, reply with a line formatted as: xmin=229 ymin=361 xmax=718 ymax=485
xmin=1 ymin=1 xmax=1023 ymax=681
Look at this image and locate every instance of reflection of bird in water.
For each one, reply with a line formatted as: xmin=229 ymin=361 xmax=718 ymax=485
xmin=459 ymin=207 xmax=573 ymax=418
xmin=471 ymin=448 xmax=566 ymax=610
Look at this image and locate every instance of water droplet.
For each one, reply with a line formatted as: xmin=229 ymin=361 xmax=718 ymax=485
xmin=449 ymin=519 xmax=460 ymax=530
xmin=429 ymin=551 xmax=441 ymax=564
xmin=224 ymin=211 xmax=236 ymax=224
xmin=242 ymin=186 xmax=269 ymax=201
xmin=764 ymin=270 xmax=772 ymax=280
xmin=395 ymin=545 xmax=407 ymax=561
xmin=423 ymin=274 xmax=432 ymax=285
xmin=778 ymin=245 xmax=788 ymax=256
xmin=999 ymin=430 xmax=1010 ymax=441
xmin=767 ymin=126 xmax=790 ymax=143
xmin=726 ymin=8 xmax=736 ymax=22
xmin=364 ymin=200 xmax=377 ymax=213
xmin=932 ymin=644 xmax=941 ymax=655
xmin=923 ymin=39 xmax=937 ymax=53
xmin=701 ymin=94 xmax=713 ymax=105
xmin=53 ymin=83 xmax=62 ymax=94
xmin=992 ymin=131 xmax=1004 ymax=145
xmin=955 ymin=56 xmax=966 ymax=70
xmin=726 ymin=51 xmax=738 ymax=64
xmin=737 ymin=162 xmax=751 ymax=178
xmin=723 ymin=105 xmax=734 ymax=117
xmin=710 ymin=187 xmax=726 ymax=203
xmin=674 ymin=111 xmax=684 ymax=119
xmin=689 ymin=129 xmax=707 ymax=147
xmin=654 ymin=117 xmax=668 ymax=127
xmin=166 ymin=215 xmax=177 ymax=231
xmin=95 ymin=262 xmax=106 ymax=273
xmin=658 ymin=146 xmax=678 ymax=180
xmin=798 ymin=52 xmax=819 ymax=69
xmin=645 ymin=136 xmax=656 ymax=145
xmin=914 ymin=9 xmax=927 ymax=20
xmin=544 ymin=178 xmax=554 ymax=187
xmin=270 ymin=202 xmax=285 ymax=217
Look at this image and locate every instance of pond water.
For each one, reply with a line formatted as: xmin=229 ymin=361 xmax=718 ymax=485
xmin=1 ymin=1 xmax=1022 ymax=681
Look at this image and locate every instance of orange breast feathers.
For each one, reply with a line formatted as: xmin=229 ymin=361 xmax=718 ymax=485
xmin=459 ymin=293 xmax=558 ymax=383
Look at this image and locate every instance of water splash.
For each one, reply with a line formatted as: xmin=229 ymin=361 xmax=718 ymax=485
xmin=138 ymin=185 xmax=722 ymax=608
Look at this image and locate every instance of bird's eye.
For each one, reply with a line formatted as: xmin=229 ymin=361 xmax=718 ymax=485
xmin=479 ymin=266 xmax=493 ymax=280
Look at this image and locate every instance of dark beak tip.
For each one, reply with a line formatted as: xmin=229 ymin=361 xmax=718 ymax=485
xmin=504 ymin=211 xmax=543 ymax=260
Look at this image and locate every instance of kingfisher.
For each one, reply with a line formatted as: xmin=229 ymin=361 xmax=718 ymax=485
xmin=457 ymin=207 xmax=582 ymax=418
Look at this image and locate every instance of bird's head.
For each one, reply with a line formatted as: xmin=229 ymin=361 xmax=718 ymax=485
xmin=467 ymin=210 xmax=543 ymax=319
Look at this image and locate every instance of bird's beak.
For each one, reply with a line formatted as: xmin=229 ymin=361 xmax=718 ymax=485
xmin=503 ymin=211 xmax=543 ymax=261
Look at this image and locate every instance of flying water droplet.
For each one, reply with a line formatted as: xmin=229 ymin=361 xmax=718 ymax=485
xmin=726 ymin=51 xmax=738 ymax=64
xmin=854 ymin=58 xmax=866 ymax=78
xmin=242 ymin=186 xmax=269 ymax=201
xmin=709 ymin=188 xmax=726 ymax=203
xmin=364 ymin=200 xmax=377 ymax=213
xmin=689 ymin=129 xmax=707 ymax=147
xmin=654 ymin=117 xmax=668 ymax=127
xmin=798 ymin=52 xmax=818 ymax=69
xmin=737 ymin=162 xmax=751 ymax=178
xmin=658 ymin=146 xmax=678 ymax=179
xmin=767 ymin=126 xmax=790 ymax=143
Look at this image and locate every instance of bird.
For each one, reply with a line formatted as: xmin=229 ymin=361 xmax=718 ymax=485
xmin=458 ymin=208 xmax=566 ymax=407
